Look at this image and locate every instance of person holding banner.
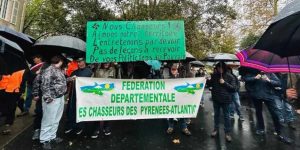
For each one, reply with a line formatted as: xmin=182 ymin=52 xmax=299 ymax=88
xmin=64 ymin=58 xmax=93 ymax=135
xmin=209 ymin=62 xmax=236 ymax=142
xmin=89 ymin=63 xmax=117 ymax=138
xmin=166 ymin=64 xmax=192 ymax=136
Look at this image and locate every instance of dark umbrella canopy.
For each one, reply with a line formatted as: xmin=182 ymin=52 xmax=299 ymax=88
xmin=185 ymin=52 xmax=196 ymax=61
xmin=236 ymin=49 xmax=300 ymax=73
xmin=253 ymin=0 xmax=300 ymax=57
xmin=0 ymin=26 xmax=35 ymax=63
xmin=272 ymin=0 xmax=300 ymax=23
xmin=0 ymin=36 xmax=28 ymax=74
xmin=202 ymin=53 xmax=239 ymax=62
xmin=0 ymin=36 xmax=23 ymax=55
xmin=190 ymin=60 xmax=205 ymax=67
xmin=26 ymin=34 xmax=36 ymax=43
xmin=163 ymin=51 xmax=196 ymax=63
xmin=33 ymin=35 xmax=86 ymax=58
xmin=0 ymin=25 xmax=34 ymax=46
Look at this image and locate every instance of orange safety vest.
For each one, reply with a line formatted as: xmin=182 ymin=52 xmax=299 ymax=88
xmin=5 ymin=70 xmax=25 ymax=93
xmin=0 ymin=75 xmax=10 ymax=90
xmin=66 ymin=61 xmax=78 ymax=77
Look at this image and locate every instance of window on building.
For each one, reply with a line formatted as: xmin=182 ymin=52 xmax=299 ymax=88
xmin=11 ymin=0 xmax=19 ymax=24
xmin=0 ymin=0 xmax=8 ymax=19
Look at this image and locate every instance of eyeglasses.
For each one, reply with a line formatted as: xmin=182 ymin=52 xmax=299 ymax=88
xmin=171 ymin=68 xmax=177 ymax=71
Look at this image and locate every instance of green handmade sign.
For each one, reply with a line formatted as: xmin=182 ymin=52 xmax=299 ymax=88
xmin=86 ymin=21 xmax=186 ymax=63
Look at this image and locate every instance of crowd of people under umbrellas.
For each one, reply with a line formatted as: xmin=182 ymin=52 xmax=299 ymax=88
xmin=0 ymin=53 xmax=299 ymax=150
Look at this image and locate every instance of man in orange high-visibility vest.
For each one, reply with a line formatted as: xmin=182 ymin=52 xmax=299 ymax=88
xmin=1 ymin=69 xmax=28 ymax=135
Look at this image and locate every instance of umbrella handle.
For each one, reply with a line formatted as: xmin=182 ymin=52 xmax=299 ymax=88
xmin=220 ymin=62 xmax=223 ymax=79
xmin=287 ymin=57 xmax=294 ymax=88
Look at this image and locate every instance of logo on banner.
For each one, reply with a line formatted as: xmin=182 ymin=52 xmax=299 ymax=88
xmin=174 ymin=83 xmax=204 ymax=94
xmin=80 ymin=83 xmax=114 ymax=96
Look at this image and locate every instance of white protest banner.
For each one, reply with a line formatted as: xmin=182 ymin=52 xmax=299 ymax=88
xmin=76 ymin=77 xmax=206 ymax=122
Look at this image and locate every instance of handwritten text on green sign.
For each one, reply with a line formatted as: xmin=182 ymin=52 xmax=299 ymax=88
xmin=86 ymin=21 xmax=186 ymax=63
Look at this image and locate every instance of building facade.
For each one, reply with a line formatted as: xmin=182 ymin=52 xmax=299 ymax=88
xmin=0 ymin=0 xmax=27 ymax=32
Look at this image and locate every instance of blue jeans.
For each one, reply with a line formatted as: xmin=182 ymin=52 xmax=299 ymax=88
xmin=274 ymin=98 xmax=295 ymax=123
xmin=213 ymin=101 xmax=231 ymax=133
xmin=230 ymin=92 xmax=242 ymax=117
xmin=168 ymin=118 xmax=187 ymax=129
xmin=252 ymin=99 xmax=281 ymax=134
xmin=24 ymin=85 xmax=33 ymax=112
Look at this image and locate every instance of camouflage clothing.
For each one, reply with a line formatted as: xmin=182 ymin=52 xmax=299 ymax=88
xmin=40 ymin=65 xmax=67 ymax=103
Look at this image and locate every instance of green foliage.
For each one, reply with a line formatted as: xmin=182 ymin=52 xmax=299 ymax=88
xmin=23 ymin=0 xmax=70 ymax=39
xmin=239 ymin=33 xmax=261 ymax=49
xmin=236 ymin=0 xmax=279 ymax=35
xmin=23 ymin=0 xmax=238 ymax=59
xmin=64 ymin=0 xmax=116 ymax=40
xmin=115 ymin=0 xmax=237 ymax=59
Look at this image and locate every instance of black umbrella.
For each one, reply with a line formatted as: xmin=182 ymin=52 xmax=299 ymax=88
xmin=185 ymin=52 xmax=197 ymax=61
xmin=0 ymin=36 xmax=28 ymax=74
xmin=0 ymin=25 xmax=34 ymax=47
xmin=33 ymin=35 xmax=86 ymax=58
xmin=253 ymin=0 xmax=300 ymax=57
xmin=0 ymin=26 xmax=35 ymax=63
xmin=162 ymin=51 xmax=196 ymax=64
xmin=202 ymin=53 xmax=239 ymax=62
xmin=26 ymin=34 xmax=36 ymax=43
xmin=190 ymin=60 xmax=205 ymax=67
xmin=202 ymin=53 xmax=238 ymax=78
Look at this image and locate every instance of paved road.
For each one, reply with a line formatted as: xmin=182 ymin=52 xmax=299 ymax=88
xmin=4 ymin=90 xmax=300 ymax=150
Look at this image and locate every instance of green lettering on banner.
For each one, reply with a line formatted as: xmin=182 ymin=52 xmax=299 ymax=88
xmin=144 ymin=82 xmax=149 ymax=90
xmin=171 ymin=105 xmax=178 ymax=114
xmin=126 ymin=81 xmax=130 ymax=90
xmin=171 ymin=93 xmax=175 ymax=102
xmin=112 ymin=93 xmax=176 ymax=103
xmin=139 ymin=105 xmax=197 ymax=116
xmin=162 ymin=93 xmax=167 ymax=102
xmin=142 ymin=93 xmax=149 ymax=103
xmin=138 ymin=93 xmax=143 ymax=102
xmin=126 ymin=106 xmax=137 ymax=116
xmin=85 ymin=106 xmax=126 ymax=117
xmin=79 ymin=107 xmax=87 ymax=118
xmin=129 ymin=82 xmax=136 ymax=90
xmin=122 ymin=81 xmax=126 ymax=90
xmin=130 ymin=94 xmax=135 ymax=103
xmin=121 ymin=81 xmax=165 ymax=91
xmin=120 ymin=94 xmax=125 ymax=102
xmin=86 ymin=21 xmax=186 ymax=63
xmin=156 ymin=93 xmax=162 ymax=101
xmin=148 ymin=81 xmax=153 ymax=89
xmin=136 ymin=81 xmax=140 ymax=90
xmin=140 ymin=81 xmax=144 ymax=90
xmin=111 ymin=94 xmax=116 ymax=103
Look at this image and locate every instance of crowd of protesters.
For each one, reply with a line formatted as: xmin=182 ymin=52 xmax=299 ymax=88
xmin=0 ymin=54 xmax=299 ymax=149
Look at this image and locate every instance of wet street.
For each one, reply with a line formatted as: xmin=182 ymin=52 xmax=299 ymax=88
xmin=4 ymin=90 xmax=300 ymax=150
